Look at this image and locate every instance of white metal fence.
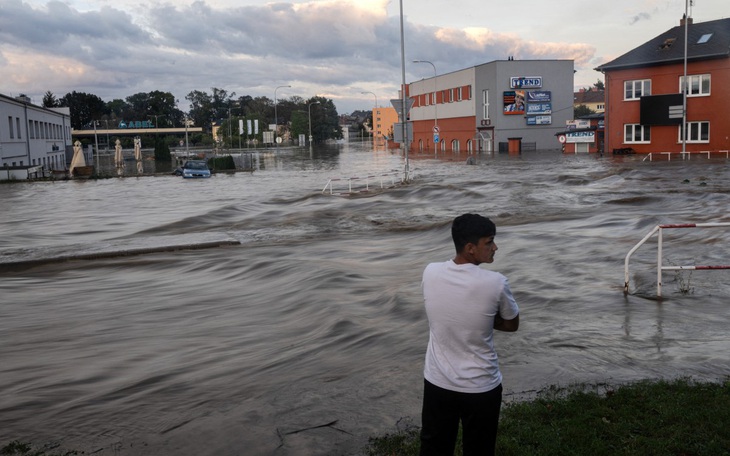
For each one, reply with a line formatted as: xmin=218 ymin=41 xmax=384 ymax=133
xmin=642 ymin=150 xmax=730 ymax=161
xmin=624 ymin=222 xmax=730 ymax=297
xmin=321 ymin=171 xmax=405 ymax=195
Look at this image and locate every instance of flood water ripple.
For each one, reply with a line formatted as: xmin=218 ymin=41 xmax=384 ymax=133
xmin=1 ymin=144 xmax=730 ymax=455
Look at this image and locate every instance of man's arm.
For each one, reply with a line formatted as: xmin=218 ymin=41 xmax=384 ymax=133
xmin=494 ymin=313 xmax=519 ymax=332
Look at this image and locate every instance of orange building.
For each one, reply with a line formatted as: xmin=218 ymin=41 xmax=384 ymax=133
xmin=596 ymin=16 xmax=730 ymax=155
xmin=370 ymin=106 xmax=398 ymax=146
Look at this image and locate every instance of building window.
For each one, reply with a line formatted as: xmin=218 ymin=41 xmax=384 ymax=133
xmin=29 ymin=120 xmax=35 ymax=139
xmin=451 ymin=139 xmax=459 ymax=151
xmin=679 ymin=121 xmax=709 ymax=143
xmin=624 ymin=124 xmax=651 ymax=143
xmin=697 ymin=33 xmax=713 ymax=44
xmin=8 ymin=116 xmax=14 ymax=139
xmin=16 ymin=118 xmax=21 ymax=139
xmin=596 ymin=104 xmax=605 ymax=111
xmin=680 ymin=74 xmax=710 ymax=97
xmin=457 ymin=87 xmax=463 ymax=101
xmin=448 ymin=89 xmax=454 ymax=103
xmin=482 ymin=89 xmax=489 ymax=120
xmin=624 ymin=79 xmax=651 ymax=100
xmin=468 ymin=86 xmax=472 ymax=100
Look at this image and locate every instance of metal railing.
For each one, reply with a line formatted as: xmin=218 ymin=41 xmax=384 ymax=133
xmin=624 ymin=222 xmax=730 ymax=297
xmin=642 ymin=150 xmax=729 ymax=161
xmin=321 ymin=171 xmax=404 ymax=195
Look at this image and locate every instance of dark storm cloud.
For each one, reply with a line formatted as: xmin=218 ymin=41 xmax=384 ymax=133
xmin=0 ymin=0 xmax=147 ymax=47
xmin=1 ymin=0 xmax=594 ymax=112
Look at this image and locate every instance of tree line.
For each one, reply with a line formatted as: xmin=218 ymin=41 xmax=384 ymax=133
xmin=42 ymin=88 xmax=342 ymax=146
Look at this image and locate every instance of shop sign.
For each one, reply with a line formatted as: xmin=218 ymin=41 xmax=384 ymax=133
xmin=510 ymin=76 xmax=542 ymax=89
xmin=566 ymin=131 xmax=595 ymax=143
xmin=527 ymin=91 xmax=551 ymax=102
xmin=526 ymin=115 xmax=552 ymax=125
xmin=527 ymin=103 xmax=552 ymax=115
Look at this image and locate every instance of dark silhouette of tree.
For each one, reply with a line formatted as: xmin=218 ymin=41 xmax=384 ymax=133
xmin=58 ymin=91 xmax=107 ymax=129
xmin=42 ymin=91 xmax=58 ymax=108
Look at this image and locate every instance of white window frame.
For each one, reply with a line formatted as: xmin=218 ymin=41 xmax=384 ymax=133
xmin=624 ymin=124 xmax=651 ymax=143
xmin=457 ymin=87 xmax=463 ymax=101
xmin=482 ymin=89 xmax=489 ymax=120
xmin=680 ymin=74 xmax=710 ymax=97
xmin=624 ymin=79 xmax=651 ymax=100
xmin=679 ymin=121 xmax=710 ymax=143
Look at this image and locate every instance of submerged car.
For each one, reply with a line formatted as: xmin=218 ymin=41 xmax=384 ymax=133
xmin=180 ymin=160 xmax=211 ymax=178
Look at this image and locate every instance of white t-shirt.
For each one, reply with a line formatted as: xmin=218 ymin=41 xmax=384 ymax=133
xmin=422 ymin=259 xmax=519 ymax=393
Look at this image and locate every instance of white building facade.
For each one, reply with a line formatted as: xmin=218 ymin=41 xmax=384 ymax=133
xmin=1 ymin=94 xmax=72 ymax=178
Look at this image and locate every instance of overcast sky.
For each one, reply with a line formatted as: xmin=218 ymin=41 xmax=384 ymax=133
xmin=1 ymin=0 xmax=727 ymax=114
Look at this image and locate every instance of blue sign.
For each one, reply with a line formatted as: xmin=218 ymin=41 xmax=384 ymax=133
xmin=527 ymin=103 xmax=552 ymax=115
xmin=526 ymin=115 xmax=552 ymax=125
xmin=434 ymin=133 xmax=440 ymax=144
xmin=510 ymin=76 xmax=542 ymax=89
xmin=527 ymin=91 xmax=551 ymax=102
xmin=119 ymin=120 xmax=155 ymax=129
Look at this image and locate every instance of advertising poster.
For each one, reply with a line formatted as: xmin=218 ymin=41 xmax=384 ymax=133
xmin=527 ymin=91 xmax=551 ymax=103
xmin=527 ymin=103 xmax=552 ymax=115
xmin=503 ymin=90 xmax=525 ymax=115
xmin=526 ymin=115 xmax=552 ymax=125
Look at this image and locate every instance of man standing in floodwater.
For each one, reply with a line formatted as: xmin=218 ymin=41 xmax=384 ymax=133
xmin=420 ymin=213 xmax=520 ymax=456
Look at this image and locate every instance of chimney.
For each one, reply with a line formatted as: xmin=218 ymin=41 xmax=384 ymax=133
xmin=680 ymin=14 xmax=693 ymax=27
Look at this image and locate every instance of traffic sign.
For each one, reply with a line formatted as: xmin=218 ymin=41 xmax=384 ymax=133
xmin=434 ymin=133 xmax=440 ymax=144
xmin=433 ymin=125 xmax=440 ymax=134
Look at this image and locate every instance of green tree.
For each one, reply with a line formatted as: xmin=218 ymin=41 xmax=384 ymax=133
xmin=42 ymin=91 xmax=58 ymax=108
xmin=593 ymin=79 xmax=605 ymax=91
xmin=309 ymin=96 xmax=341 ymax=142
xmin=154 ymin=136 xmax=171 ymax=161
xmin=59 ymin=91 xmax=107 ymax=129
xmin=574 ymin=104 xmax=595 ymax=118
xmin=290 ymin=110 xmax=308 ymax=140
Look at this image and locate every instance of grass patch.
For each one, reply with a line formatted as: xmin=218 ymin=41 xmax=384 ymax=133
xmin=366 ymin=378 xmax=730 ymax=455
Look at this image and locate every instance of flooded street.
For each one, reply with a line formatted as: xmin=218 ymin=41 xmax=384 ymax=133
xmin=2 ymin=143 xmax=730 ymax=455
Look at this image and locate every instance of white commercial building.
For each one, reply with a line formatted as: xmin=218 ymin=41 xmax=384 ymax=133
xmin=1 ymin=93 xmax=73 ymax=179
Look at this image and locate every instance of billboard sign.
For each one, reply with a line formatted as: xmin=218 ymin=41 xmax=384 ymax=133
xmin=566 ymin=131 xmax=595 ymax=143
xmin=503 ymin=90 xmax=525 ymax=115
xmin=526 ymin=115 xmax=552 ymax=125
xmin=527 ymin=91 xmax=551 ymax=102
xmin=527 ymin=103 xmax=552 ymax=115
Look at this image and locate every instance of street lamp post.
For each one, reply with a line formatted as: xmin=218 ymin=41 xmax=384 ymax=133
xmin=413 ymin=59 xmax=438 ymax=135
xmin=399 ymin=0 xmax=409 ymax=181
xmin=308 ymin=101 xmax=320 ymax=146
xmin=274 ymin=85 xmax=291 ymax=148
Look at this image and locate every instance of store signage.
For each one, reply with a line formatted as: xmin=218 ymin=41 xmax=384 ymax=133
xmin=566 ymin=120 xmax=590 ymax=129
xmin=527 ymin=91 xmax=551 ymax=102
xmin=510 ymin=76 xmax=542 ymax=89
xmin=566 ymin=131 xmax=595 ymax=143
xmin=118 ymin=120 xmax=154 ymax=129
xmin=527 ymin=103 xmax=552 ymax=115
xmin=526 ymin=115 xmax=552 ymax=125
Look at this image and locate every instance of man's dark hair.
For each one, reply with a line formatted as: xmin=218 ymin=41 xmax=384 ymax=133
xmin=451 ymin=213 xmax=496 ymax=252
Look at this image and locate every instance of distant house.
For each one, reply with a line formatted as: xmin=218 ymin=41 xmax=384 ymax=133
xmin=595 ymin=16 xmax=730 ymax=155
xmin=573 ymin=89 xmax=605 ymax=113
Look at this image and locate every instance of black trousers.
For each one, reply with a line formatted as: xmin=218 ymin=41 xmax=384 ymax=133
xmin=420 ymin=379 xmax=503 ymax=456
